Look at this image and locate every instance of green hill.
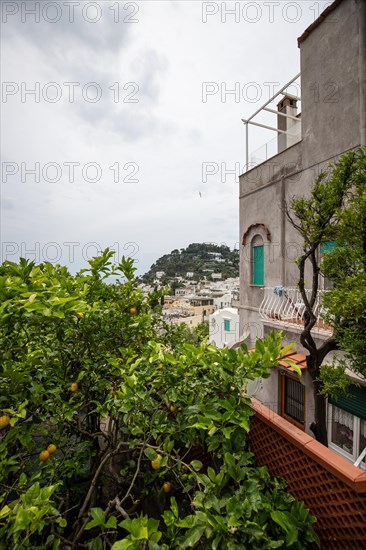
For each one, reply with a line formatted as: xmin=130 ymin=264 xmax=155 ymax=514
xmin=142 ymin=243 xmax=239 ymax=284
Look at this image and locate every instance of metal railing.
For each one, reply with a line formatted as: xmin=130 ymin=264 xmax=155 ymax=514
xmin=259 ymin=286 xmax=330 ymax=331
xmin=242 ymin=73 xmax=301 ymax=172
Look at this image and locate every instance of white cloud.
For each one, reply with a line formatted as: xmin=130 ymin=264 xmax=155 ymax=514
xmin=1 ymin=1 xmax=331 ymax=274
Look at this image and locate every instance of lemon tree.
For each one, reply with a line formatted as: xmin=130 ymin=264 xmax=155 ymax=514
xmin=0 ymin=251 xmax=319 ymax=549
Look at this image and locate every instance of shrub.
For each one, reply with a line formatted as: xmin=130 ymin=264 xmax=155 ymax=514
xmin=0 ymin=251 xmax=319 ymax=549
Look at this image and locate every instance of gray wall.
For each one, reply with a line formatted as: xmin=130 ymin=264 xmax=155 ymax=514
xmin=238 ymin=0 xmax=363 ymax=435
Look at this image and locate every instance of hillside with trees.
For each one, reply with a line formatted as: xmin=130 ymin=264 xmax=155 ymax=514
xmin=142 ymin=243 xmax=239 ymax=284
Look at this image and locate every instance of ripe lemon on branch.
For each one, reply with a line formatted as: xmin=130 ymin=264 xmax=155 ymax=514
xmin=151 ymin=454 xmax=162 ymax=470
xmin=0 ymin=415 xmax=10 ymax=429
xmin=39 ymin=450 xmax=50 ymax=462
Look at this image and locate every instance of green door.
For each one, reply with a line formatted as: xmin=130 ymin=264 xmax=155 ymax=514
xmin=252 ymin=245 xmax=264 ymax=286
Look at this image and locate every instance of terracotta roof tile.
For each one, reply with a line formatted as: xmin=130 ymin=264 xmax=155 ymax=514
xmin=248 ymin=348 xmax=307 ymax=372
xmin=278 ymin=350 xmax=307 ymax=371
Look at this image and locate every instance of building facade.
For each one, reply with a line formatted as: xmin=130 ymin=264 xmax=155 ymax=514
xmin=239 ymin=0 xmax=366 ymax=463
xmin=209 ymin=307 xmax=240 ymax=348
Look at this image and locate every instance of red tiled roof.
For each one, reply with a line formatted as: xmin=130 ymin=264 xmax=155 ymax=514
xmin=248 ymin=348 xmax=307 ymax=372
xmin=278 ymin=350 xmax=307 ymax=372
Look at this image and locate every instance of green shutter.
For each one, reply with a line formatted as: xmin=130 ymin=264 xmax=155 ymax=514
xmin=253 ymin=245 xmax=264 ymax=286
xmin=329 ymin=385 xmax=366 ymax=421
xmin=320 ymin=240 xmax=336 ymax=254
xmin=224 ymin=319 xmax=230 ymax=331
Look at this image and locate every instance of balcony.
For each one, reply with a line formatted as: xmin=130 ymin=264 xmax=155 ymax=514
xmin=259 ymin=286 xmax=332 ymax=335
xmin=242 ymin=73 xmax=301 ymax=172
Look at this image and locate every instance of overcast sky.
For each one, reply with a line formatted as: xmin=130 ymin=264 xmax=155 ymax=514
xmin=1 ymin=0 xmax=332 ymax=274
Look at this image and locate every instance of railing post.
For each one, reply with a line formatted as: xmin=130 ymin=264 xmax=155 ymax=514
xmin=245 ymin=123 xmax=249 ymax=171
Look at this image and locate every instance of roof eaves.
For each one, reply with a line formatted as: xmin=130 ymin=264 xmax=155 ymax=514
xmin=297 ymin=0 xmax=344 ymax=47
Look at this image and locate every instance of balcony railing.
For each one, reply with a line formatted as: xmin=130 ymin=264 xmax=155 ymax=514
xmin=259 ymin=286 xmax=331 ymax=333
xmin=242 ymin=73 xmax=301 ymax=172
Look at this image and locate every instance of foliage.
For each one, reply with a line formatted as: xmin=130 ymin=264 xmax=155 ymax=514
xmin=316 ymin=361 xmax=356 ymax=401
xmin=321 ymin=147 xmax=366 ymax=379
xmin=286 ymin=148 xmax=365 ymax=444
xmin=142 ymin=243 xmax=239 ymax=284
xmin=159 ymin=321 xmax=209 ymax=348
xmin=0 ymin=251 xmax=318 ymax=548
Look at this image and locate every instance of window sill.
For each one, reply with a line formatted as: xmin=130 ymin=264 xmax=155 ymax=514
xmin=283 ymin=413 xmax=305 ymax=431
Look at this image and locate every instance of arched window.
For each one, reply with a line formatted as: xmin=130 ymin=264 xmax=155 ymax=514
xmin=251 ymin=235 xmax=264 ymax=286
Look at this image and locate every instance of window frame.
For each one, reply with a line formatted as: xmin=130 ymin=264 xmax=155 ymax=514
xmin=223 ymin=319 xmax=231 ymax=332
xmin=327 ymin=403 xmax=366 ymax=470
xmin=250 ymin=236 xmax=264 ymax=286
xmin=319 ymin=239 xmax=336 ymax=290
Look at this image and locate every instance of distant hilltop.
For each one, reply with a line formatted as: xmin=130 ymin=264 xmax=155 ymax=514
xmin=141 ymin=243 xmax=239 ymax=285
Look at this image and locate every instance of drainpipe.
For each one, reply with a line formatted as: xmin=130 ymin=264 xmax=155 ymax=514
xmin=358 ymin=0 xmax=366 ymax=146
xmin=280 ymin=175 xmax=286 ymax=286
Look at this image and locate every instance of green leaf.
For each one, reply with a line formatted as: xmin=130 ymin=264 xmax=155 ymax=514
xmin=92 ymin=537 xmax=103 ymax=550
xmin=106 ymin=515 xmax=117 ymax=529
xmin=144 ymin=448 xmax=158 ymax=461
xmin=147 ymin=517 xmax=160 ymax=535
xmin=178 ymin=524 xmax=206 ymax=549
xmin=0 ymin=505 xmax=11 ymax=519
xmin=222 ymin=427 xmax=234 ymax=439
xmin=85 ymin=508 xmax=106 ymax=530
xmin=207 ymin=467 xmax=216 ymax=483
xmin=170 ymin=496 xmax=179 ymax=519
xmin=286 ymin=526 xmax=298 ymax=546
xmin=282 ymin=359 xmax=302 ymax=376
xmin=111 ymin=541 xmax=134 ymax=550
xmin=162 ymin=511 xmax=175 ymax=527
xmin=190 ymin=460 xmax=203 ymax=471
xmin=56 ymin=517 xmax=67 ymax=528
xmin=271 ymin=510 xmax=297 ymax=532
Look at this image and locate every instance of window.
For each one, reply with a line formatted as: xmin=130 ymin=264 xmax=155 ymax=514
xmin=224 ymin=319 xmax=231 ymax=331
xmin=329 ymin=406 xmax=354 ymax=455
xmin=328 ymin=385 xmax=366 ymax=469
xmin=251 ymin=236 xmax=264 ymax=286
xmin=320 ymin=240 xmax=336 ymax=289
xmin=320 ymin=240 xmax=336 ymax=254
xmin=359 ymin=420 xmax=366 ymax=470
xmin=280 ymin=374 xmax=305 ymax=429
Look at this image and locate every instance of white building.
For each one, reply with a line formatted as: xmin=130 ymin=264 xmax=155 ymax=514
xmin=209 ymin=307 xmax=239 ymax=348
xmin=213 ymin=293 xmax=233 ymax=310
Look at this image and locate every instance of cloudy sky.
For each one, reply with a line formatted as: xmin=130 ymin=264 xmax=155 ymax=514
xmin=1 ymin=0 xmax=331 ymax=274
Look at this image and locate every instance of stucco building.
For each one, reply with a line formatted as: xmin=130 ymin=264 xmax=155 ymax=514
xmin=238 ymin=0 xmax=366 ymax=465
xmin=209 ymin=307 xmax=239 ymax=348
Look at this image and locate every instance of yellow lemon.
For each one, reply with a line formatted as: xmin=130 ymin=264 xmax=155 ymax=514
xmin=162 ymin=482 xmax=171 ymax=493
xmin=39 ymin=450 xmax=50 ymax=462
xmin=0 ymin=415 xmax=10 ymax=429
xmin=151 ymin=454 xmax=162 ymax=470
